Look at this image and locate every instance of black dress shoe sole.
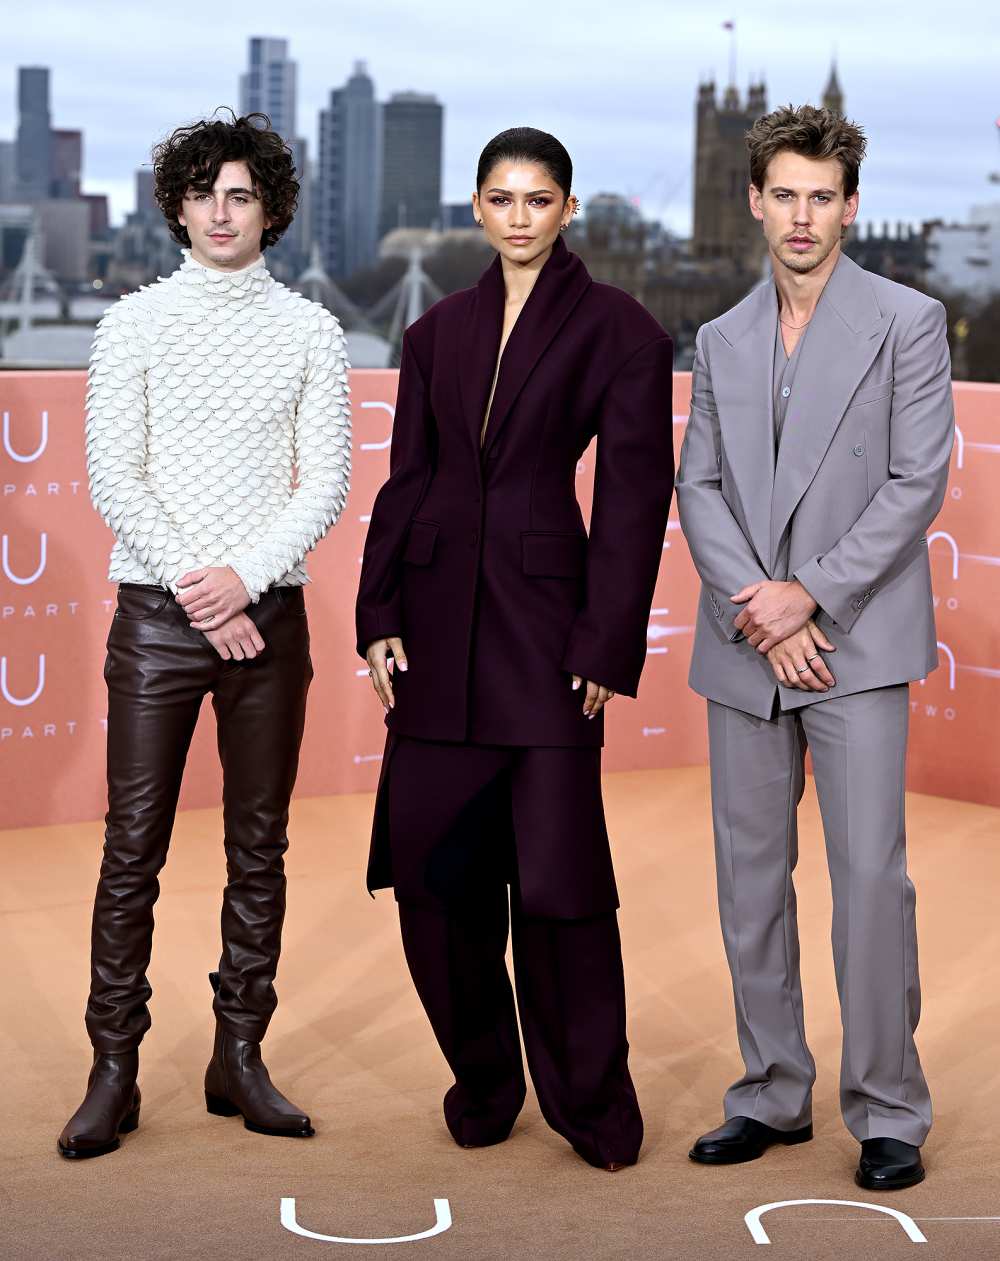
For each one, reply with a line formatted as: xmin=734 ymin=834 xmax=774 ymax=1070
xmin=244 ymin=1118 xmax=315 ymax=1138
xmin=57 ymin=1106 xmax=140 ymax=1160
xmin=855 ymin=1165 xmax=926 ymax=1192
xmin=689 ymin=1125 xmax=813 ymax=1165
xmin=206 ymin=1091 xmax=315 ymax=1138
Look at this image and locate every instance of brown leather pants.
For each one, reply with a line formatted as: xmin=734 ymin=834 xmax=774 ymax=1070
xmin=85 ymin=583 xmax=312 ymax=1054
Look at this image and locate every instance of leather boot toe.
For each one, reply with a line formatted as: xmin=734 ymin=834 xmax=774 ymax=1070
xmin=58 ymin=1051 xmax=141 ymax=1160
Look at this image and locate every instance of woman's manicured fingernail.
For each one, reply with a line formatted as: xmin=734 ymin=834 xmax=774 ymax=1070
xmin=572 ymin=679 xmax=581 ymax=691
xmin=398 ymin=661 xmax=408 ymax=672
xmin=588 ymin=712 xmax=596 ymax=720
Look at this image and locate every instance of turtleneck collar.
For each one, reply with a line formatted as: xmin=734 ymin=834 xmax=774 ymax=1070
xmin=177 ymin=249 xmax=272 ymax=304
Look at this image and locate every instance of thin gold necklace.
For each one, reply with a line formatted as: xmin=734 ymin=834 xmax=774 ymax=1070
xmin=779 ymin=312 xmax=812 ymax=330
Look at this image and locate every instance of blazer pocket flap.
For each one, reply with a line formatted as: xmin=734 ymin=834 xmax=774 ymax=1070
xmin=402 ymin=519 xmax=439 ymax=566
xmin=521 ymin=531 xmax=587 ymax=578
xmin=847 ymin=377 xmax=893 ymax=408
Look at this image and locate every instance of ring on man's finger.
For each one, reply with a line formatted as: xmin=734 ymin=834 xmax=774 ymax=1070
xmin=806 ymin=653 xmax=820 ymax=663
xmin=795 ymin=664 xmax=810 ymax=674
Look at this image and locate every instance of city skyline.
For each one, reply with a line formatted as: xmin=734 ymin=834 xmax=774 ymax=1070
xmin=2 ymin=0 xmax=997 ymax=239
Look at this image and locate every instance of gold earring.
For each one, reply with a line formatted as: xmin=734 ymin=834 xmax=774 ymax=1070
xmin=559 ymin=223 xmax=569 ymax=232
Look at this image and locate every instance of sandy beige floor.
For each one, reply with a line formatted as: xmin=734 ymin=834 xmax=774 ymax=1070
xmin=2 ymin=767 xmax=999 ymax=1259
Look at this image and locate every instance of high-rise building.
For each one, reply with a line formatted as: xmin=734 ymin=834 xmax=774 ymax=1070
xmin=287 ymin=137 xmax=310 ymax=262
xmin=51 ymin=128 xmax=82 ymax=199
xmin=35 ymin=199 xmax=90 ymax=280
xmin=0 ymin=140 xmax=15 ymax=202
xmin=239 ymin=37 xmax=297 ymax=139
xmin=16 ymin=67 xmax=53 ymax=200
xmin=442 ymin=201 xmax=476 ymax=230
xmin=317 ymin=61 xmax=382 ymax=279
xmin=83 ymin=192 xmax=110 ymax=239
xmin=135 ymin=168 xmax=157 ymax=220
xmin=379 ymin=91 xmax=443 ymax=240
xmin=238 ymin=37 xmax=308 ymax=275
xmin=691 ymin=79 xmax=767 ymax=266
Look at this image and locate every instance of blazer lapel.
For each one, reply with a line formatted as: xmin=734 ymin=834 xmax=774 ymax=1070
xmin=712 ymin=280 xmax=778 ymax=573
xmin=457 ymin=253 xmax=505 ymax=465
xmin=769 ymin=253 xmax=894 ymax=561
xmin=479 ymin=237 xmax=593 ymax=459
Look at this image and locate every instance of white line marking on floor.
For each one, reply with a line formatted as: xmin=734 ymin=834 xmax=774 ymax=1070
xmin=280 ymin=1197 xmax=452 ymax=1245
xmin=745 ymin=1199 xmax=927 ymax=1245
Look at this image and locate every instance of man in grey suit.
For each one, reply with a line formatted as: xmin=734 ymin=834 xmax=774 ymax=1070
xmin=676 ymin=105 xmax=954 ymax=1191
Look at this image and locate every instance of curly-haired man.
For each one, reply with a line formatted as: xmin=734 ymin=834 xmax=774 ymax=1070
xmin=58 ymin=112 xmax=351 ymax=1158
xmin=678 ymin=105 xmax=953 ymax=1190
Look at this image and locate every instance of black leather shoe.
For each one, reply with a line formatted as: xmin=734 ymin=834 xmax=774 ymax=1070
xmin=689 ymin=1116 xmax=813 ymax=1165
xmin=856 ymin=1138 xmax=925 ymax=1190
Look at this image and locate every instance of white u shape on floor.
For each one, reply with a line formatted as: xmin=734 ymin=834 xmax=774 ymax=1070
xmin=744 ymin=1199 xmax=927 ymax=1245
xmin=280 ymin=1197 xmax=453 ymax=1244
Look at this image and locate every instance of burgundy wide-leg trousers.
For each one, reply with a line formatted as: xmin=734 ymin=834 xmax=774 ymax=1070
xmin=382 ymin=736 xmax=643 ymax=1169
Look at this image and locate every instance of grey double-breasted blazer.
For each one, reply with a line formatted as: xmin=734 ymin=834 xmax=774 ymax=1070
xmin=676 ymin=252 xmax=955 ymax=719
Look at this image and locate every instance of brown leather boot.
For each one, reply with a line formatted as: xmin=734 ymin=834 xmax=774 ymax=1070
xmin=204 ymin=975 xmax=313 ymax=1138
xmin=58 ymin=1051 xmax=140 ymax=1159
xmin=204 ymin=1024 xmax=314 ymax=1138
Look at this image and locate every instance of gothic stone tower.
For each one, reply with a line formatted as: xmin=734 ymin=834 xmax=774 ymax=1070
xmin=692 ymin=79 xmax=767 ymax=267
xmin=822 ymin=59 xmax=844 ymax=115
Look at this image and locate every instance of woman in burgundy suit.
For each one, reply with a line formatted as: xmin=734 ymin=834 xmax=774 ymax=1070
xmin=356 ymin=128 xmax=673 ymax=1170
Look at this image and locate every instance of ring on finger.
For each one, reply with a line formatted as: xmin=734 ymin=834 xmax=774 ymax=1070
xmin=806 ymin=653 xmax=820 ymax=663
xmin=795 ymin=664 xmax=810 ymax=674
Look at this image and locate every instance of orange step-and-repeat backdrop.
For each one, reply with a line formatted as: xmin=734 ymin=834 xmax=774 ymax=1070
xmin=0 ymin=370 xmax=996 ymax=829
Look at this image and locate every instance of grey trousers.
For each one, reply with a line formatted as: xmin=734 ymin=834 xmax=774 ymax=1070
xmin=707 ymin=684 xmax=931 ymax=1146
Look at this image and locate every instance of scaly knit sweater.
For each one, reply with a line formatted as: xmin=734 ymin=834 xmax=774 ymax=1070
xmin=85 ymin=249 xmax=351 ymax=602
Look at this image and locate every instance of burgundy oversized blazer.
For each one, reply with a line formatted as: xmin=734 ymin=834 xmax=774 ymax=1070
xmin=355 ymin=236 xmax=674 ymax=748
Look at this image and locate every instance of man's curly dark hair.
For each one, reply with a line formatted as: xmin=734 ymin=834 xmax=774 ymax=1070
xmin=152 ymin=109 xmax=299 ymax=250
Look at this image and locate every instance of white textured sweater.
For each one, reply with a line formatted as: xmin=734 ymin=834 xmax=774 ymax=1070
xmin=85 ymin=250 xmax=351 ymax=602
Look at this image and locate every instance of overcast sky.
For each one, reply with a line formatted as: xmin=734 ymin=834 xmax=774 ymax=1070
xmin=3 ymin=0 xmax=997 ymax=235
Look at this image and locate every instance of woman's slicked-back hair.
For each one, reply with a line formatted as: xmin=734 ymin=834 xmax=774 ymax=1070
xmin=746 ymin=104 xmax=867 ymax=198
xmin=476 ymin=127 xmax=573 ymax=198
xmin=152 ymin=108 xmax=299 ymax=250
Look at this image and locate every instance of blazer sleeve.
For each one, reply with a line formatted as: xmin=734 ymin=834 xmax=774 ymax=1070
xmin=793 ymin=299 xmax=955 ymax=632
xmin=675 ymin=324 xmax=769 ymax=642
xmin=355 ymin=331 xmax=435 ymax=657
xmin=561 ymin=334 xmax=674 ymax=697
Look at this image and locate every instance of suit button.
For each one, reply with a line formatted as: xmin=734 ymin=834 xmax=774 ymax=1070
xmin=781 ymin=386 xmax=791 ymax=398
xmin=470 ymin=531 xmax=479 ymax=546
xmin=853 ymin=444 xmax=865 ymax=457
